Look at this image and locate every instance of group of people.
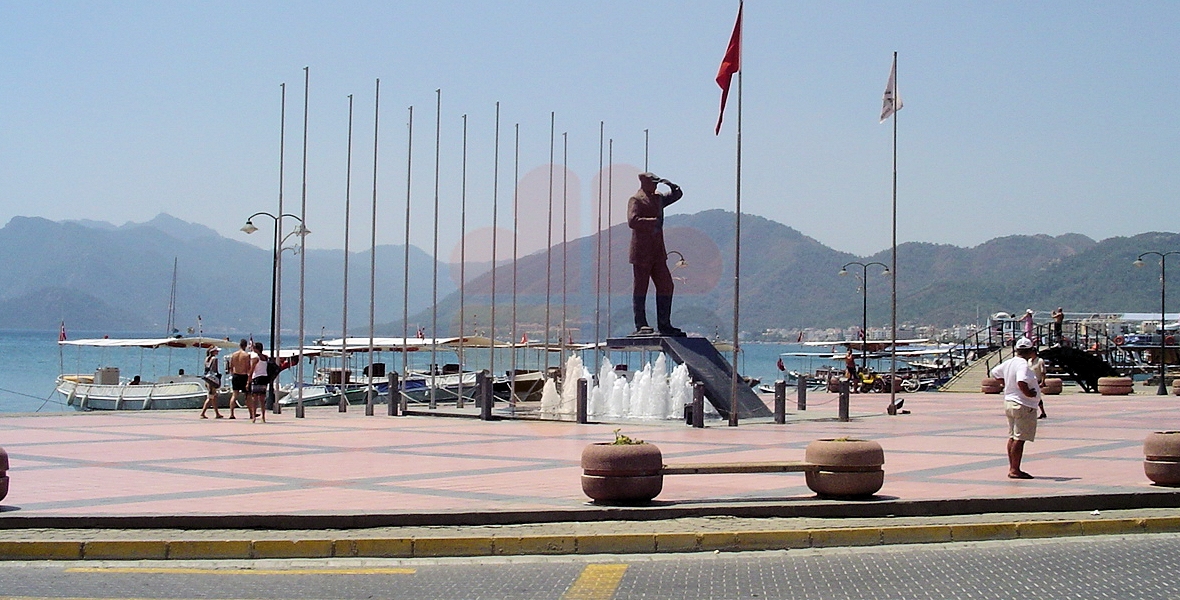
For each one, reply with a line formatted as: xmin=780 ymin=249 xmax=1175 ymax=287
xmin=199 ymin=339 xmax=274 ymax=422
xmin=991 ymin=337 xmax=1049 ymax=480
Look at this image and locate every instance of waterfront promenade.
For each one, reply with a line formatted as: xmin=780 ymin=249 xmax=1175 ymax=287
xmin=1 ymin=390 xmax=1178 ymax=559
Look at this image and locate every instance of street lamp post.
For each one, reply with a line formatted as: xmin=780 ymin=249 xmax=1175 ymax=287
xmin=242 ymin=212 xmax=309 ymax=413
xmin=840 ymin=261 xmax=890 ymax=369
xmin=1134 ymin=251 xmax=1179 ymax=395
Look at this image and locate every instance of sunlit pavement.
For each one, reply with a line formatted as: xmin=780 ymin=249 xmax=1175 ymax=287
xmin=1 ymin=390 xmax=1175 ymax=518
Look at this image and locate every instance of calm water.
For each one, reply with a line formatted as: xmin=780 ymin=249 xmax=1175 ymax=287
xmin=0 ymin=329 xmax=838 ymax=414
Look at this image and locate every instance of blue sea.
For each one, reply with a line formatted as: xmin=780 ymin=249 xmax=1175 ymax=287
xmin=0 ymin=329 xmax=842 ymax=414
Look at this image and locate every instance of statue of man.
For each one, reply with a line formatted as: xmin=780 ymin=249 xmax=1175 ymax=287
xmin=628 ymin=172 xmax=684 ymax=336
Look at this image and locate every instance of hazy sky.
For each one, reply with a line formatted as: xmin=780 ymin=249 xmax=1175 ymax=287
xmin=2 ymin=1 xmax=1177 ymax=259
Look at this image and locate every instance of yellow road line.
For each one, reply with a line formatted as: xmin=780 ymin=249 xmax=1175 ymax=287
xmin=561 ymin=563 xmax=628 ymax=600
xmin=63 ymin=567 xmax=415 ymax=575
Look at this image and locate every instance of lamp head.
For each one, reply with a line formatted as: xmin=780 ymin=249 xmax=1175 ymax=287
xmin=241 ymin=221 xmax=259 ymax=234
xmin=882 ymin=268 xmax=891 ymax=276
xmin=1134 ymin=258 xmax=1146 ymax=268
xmin=838 ymin=269 xmax=848 ymax=277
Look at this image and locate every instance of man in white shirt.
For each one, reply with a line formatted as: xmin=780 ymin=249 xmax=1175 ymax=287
xmin=990 ymin=337 xmax=1041 ymax=479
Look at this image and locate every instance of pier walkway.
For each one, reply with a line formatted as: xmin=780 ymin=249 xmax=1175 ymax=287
xmin=1 ymin=390 xmax=1178 ymax=559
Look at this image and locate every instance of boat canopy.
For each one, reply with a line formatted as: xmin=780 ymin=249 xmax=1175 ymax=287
xmin=318 ymin=336 xmax=509 ymax=352
xmin=59 ymin=336 xmax=238 ymax=349
xmin=802 ymin=338 xmax=931 ymax=352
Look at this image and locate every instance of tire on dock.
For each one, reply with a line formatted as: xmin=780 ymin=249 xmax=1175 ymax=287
xmin=804 ymin=439 xmax=884 ymax=499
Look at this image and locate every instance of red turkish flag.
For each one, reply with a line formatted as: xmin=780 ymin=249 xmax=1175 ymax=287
xmin=714 ymin=4 xmax=742 ymax=135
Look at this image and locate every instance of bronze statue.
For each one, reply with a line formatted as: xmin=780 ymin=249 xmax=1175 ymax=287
xmin=627 ymin=172 xmax=685 ymax=336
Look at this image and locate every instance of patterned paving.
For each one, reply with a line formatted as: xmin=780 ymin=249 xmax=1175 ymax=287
xmin=0 ymin=391 xmax=1175 ymax=516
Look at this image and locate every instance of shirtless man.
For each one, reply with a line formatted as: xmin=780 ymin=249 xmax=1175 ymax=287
xmin=227 ymin=339 xmax=254 ymax=420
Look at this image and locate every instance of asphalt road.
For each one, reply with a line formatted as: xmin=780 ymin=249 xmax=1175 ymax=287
xmin=1 ymin=533 xmax=1178 ymax=600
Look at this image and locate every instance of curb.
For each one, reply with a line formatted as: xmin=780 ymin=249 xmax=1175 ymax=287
xmin=3 ymin=516 xmax=1180 ymax=561
xmin=4 ymin=491 xmax=1180 ymax=531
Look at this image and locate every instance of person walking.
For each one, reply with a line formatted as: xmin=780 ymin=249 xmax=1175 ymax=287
xmin=991 ymin=337 xmax=1041 ymax=479
xmin=627 ymin=172 xmax=684 ymax=337
xmin=199 ymin=347 xmax=224 ymax=419
xmin=248 ymin=341 xmax=268 ymax=423
xmin=1027 ymin=345 xmax=1048 ymax=419
xmin=227 ymin=339 xmax=253 ymax=420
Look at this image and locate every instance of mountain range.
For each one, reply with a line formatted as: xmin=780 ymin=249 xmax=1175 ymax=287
xmin=1 ymin=212 xmax=1175 ymax=339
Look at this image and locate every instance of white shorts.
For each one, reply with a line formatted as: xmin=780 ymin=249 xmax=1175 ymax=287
xmin=1006 ymin=400 xmax=1038 ymax=442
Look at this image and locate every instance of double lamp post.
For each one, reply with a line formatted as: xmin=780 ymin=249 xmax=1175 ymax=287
xmin=840 ymin=261 xmax=890 ymax=369
xmin=242 ymin=212 xmax=309 ymax=412
xmin=1134 ymin=251 xmax=1179 ymax=396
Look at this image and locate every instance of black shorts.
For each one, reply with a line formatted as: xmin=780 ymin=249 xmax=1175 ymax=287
xmin=232 ymin=374 xmax=249 ymax=392
xmin=250 ymin=376 xmax=270 ymax=394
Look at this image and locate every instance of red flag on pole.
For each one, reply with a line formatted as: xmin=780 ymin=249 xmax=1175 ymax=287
xmin=714 ymin=3 xmax=742 ymax=135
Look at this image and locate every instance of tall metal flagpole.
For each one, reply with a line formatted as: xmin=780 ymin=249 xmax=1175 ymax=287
xmin=430 ymin=89 xmax=441 ymax=409
xmin=728 ymin=6 xmax=743 ymax=428
xmin=366 ymin=79 xmax=380 ymax=412
xmin=561 ymin=132 xmax=569 ymax=363
xmin=272 ymin=83 xmax=286 ymax=414
xmin=490 ymin=103 xmax=500 ymax=381
xmin=594 ymin=122 xmax=604 ymax=372
xmin=545 ymin=112 xmax=554 ymax=371
xmin=339 ymin=93 xmax=354 ymax=411
xmin=889 ymin=51 xmax=899 ymax=413
xmin=606 ymin=139 xmax=613 ymax=339
xmin=296 ymin=66 xmax=309 ymax=418
xmin=510 ymin=123 xmax=520 ymax=403
xmin=457 ymin=114 xmax=468 ymax=405
xmin=402 ymin=106 xmax=414 ymax=386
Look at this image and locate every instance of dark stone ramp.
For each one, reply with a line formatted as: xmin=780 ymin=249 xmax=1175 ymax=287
xmin=607 ymin=336 xmax=771 ymax=419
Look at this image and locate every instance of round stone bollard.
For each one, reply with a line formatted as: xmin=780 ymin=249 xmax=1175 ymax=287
xmin=0 ymin=446 xmax=8 ymax=503
xmin=580 ymin=442 xmax=663 ymax=504
xmin=1098 ymin=376 xmax=1134 ymax=396
xmin=1042 ymin=378 xmax=1063 ymax=395
xmin=981 ymin=377 xmax=1003 ymax=394
xmin=804 ymin=438 xmax=885 ymax=499
xmin=1144 ymin=431 xmax=1180 ymax=487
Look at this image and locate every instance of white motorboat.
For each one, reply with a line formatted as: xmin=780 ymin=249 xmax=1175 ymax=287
xmin=56 ymin=336 xmax=238 ymax=410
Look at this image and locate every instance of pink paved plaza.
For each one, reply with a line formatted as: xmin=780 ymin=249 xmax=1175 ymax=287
xmin=1 ymin=391 xmax=1177 ymax=517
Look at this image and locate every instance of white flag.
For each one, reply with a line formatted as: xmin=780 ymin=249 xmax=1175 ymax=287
xmin=880 ymin=55 xmax=903 ymax=123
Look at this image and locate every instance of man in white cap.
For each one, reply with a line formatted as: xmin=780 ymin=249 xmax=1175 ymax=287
xmin=991 ymin=337 xmax=1041 ymax=479
xmin=627 ymin=172 xmax=684 ymax=336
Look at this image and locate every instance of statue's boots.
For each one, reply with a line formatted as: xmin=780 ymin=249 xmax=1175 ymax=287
xmin=630 ymin=295 xmax=654 ymax=336
xmin=656 ymin=295 xmax=686 ymax=337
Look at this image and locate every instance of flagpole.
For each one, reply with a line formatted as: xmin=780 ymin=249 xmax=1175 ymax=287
xmin=511 ymin=123 xmax=519 ymax=404
xmin=457 ymin=114 xmax=468 ymax=406
xmin=430 ymin=89 xmax=441 ymax=409
xmin=544 ymin=112 xmax=555 ymax=372
xmin=401 ymin=106 xmax=413 ymax=386
xmin=561 ymin=131 xmax=569 ymax=365
xmin=606 ymin=139 xmax=614 ymax=339
xmin=490 ymin=102 xmax=500 ymax=383
xmin=339 ymin=93 xmax=354 ymax=411
xmin=366 ymin=79 xmax=379 ymax=412
xmin=889 ymin=51 xmax=899 ymax=413
xmin=728 ymin=0 xmax=743 ymax=428
xmin=594 ymin=121 xmax=604 ymax=373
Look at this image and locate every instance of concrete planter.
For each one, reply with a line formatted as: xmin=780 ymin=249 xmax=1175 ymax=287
xmin=981 ymin=377 xmax=1003 ymax=394
xmin=1098 ymin=376 xmax=1134 ymax=396
xmin=580 ymin=442 xmax=663 ymax=503
xmin=1144 ymin=431 xmax=1180 ymax=487
xmin=0 ymin=446 xmax=8 ymax=502
xmin=1042 ymin=378 xmax=1063 ymax=395
xmin=803 ymin=439 xmax=885 ymax=499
